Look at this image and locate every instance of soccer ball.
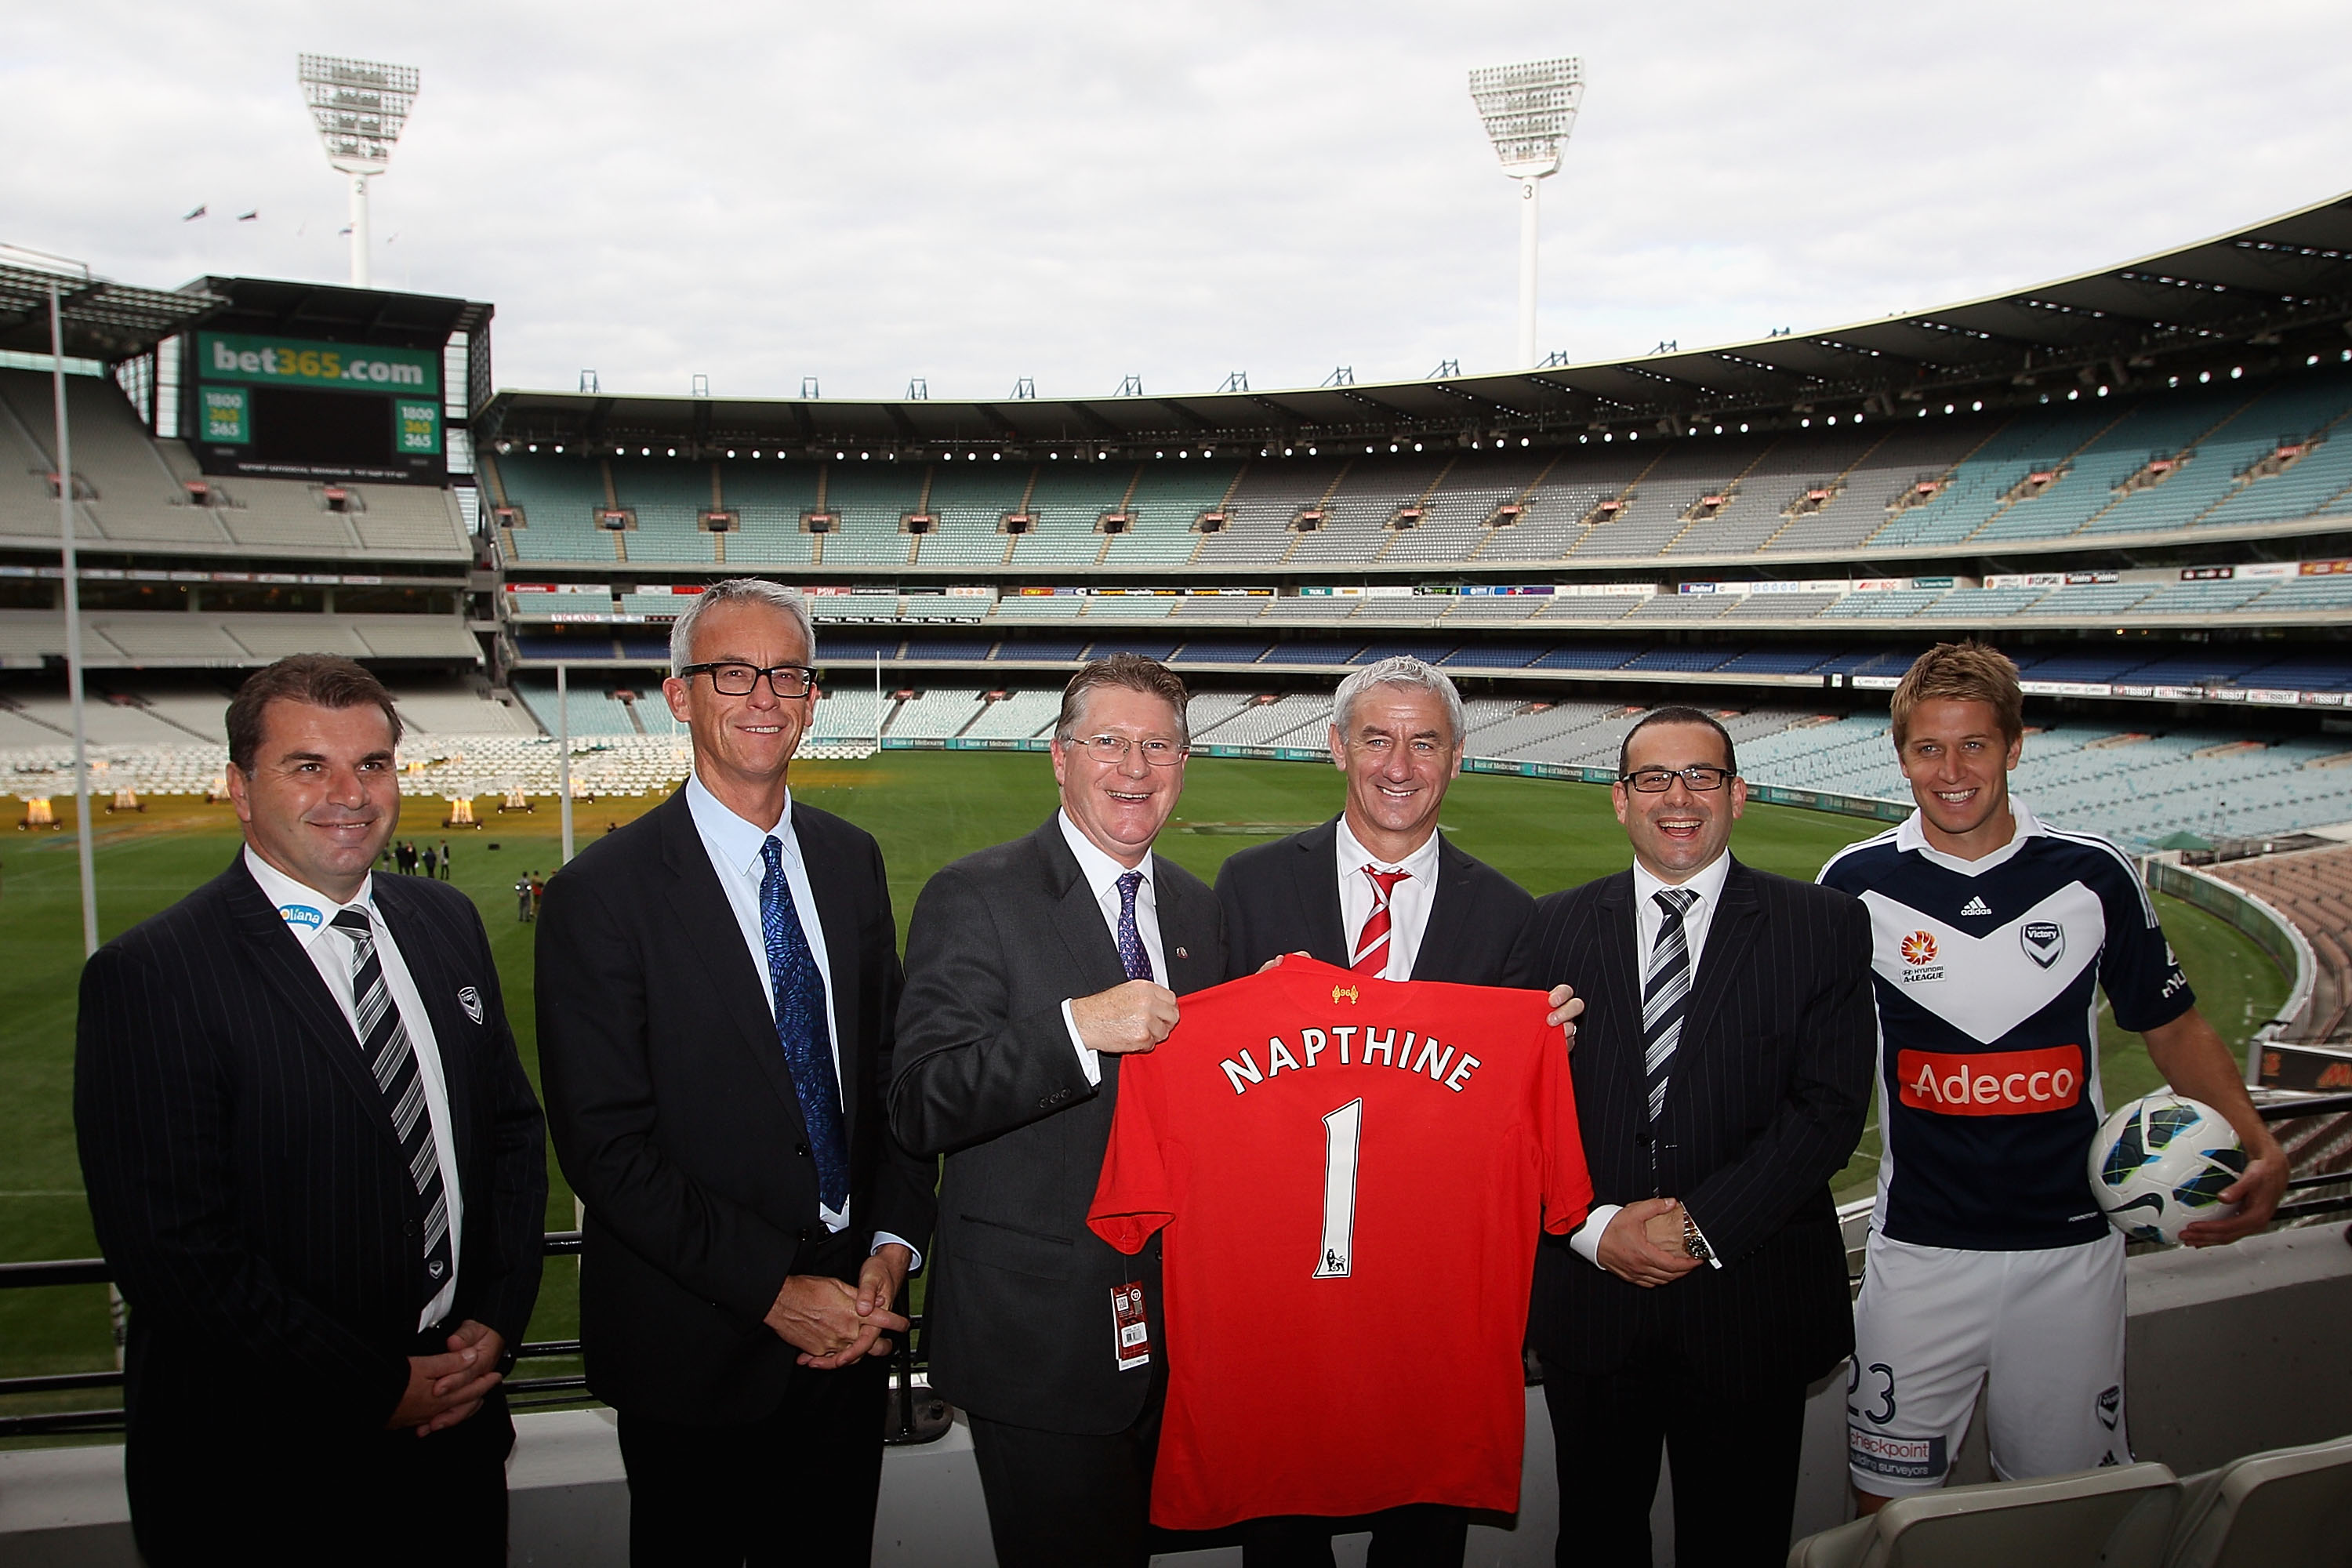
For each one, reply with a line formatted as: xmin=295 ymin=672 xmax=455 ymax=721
xmin=2088 ymin=1092 xmax=2247 ymax=1245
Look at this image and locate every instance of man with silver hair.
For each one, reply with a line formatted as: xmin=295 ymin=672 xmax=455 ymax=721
xmin=538 ymin=576 xmax=935 ymax=1565
xmin=1211 ymin=655 xmax=1571 ymax=1567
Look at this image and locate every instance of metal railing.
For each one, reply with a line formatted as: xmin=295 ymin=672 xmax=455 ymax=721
xmin=9 ymin=1095 xmax=2349 ymax=1443
xmin=0 ymin=1230 xmax=948 ymax=1445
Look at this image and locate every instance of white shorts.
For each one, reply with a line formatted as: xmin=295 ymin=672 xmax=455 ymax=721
xmin=1847 ymin=1229 xmax=2129 ymax=1495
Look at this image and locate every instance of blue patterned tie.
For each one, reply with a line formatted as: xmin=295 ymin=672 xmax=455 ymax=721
xmin=760 ymin=836 xmax=849 ymax=1213
xmin=1115 ymin=869 xmax=1154 ymax=982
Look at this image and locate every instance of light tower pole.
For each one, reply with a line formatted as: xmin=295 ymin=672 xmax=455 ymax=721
xmin=1468 ymin=57 xmax=1584 ymax=368
xmin=297 ymin=54 xmax=419 ymax=290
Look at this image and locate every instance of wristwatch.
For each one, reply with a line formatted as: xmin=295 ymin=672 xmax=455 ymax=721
xmin=1681 ymin=1212 xmax=1715 ymax=1264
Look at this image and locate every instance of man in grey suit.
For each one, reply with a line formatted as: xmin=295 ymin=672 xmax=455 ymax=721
xmin=891 ymin=653 xmax=1226 ymax=1567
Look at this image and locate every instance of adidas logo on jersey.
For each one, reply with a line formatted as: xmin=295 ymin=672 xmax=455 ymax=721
xmin=1959 ymin=895 xmax=1993 ymax=917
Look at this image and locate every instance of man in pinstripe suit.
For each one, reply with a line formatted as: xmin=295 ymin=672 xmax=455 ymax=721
xmin=1508 ymin=707 xmax=1875 ymax=1566
xmin=76 ymin=655 xmax=546 ymax=1566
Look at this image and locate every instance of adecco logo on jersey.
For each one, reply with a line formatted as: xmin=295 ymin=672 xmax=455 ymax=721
xmin=1896 ymin=1046 xmax=2081 ymax=1115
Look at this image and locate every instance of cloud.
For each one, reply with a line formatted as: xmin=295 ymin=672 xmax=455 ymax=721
xmin=6 ymin=0 xmax=2351 ymax=400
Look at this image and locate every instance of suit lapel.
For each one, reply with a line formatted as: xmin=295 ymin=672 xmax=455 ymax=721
xmin=1036 ymin=817 xmax=1128 ymax=995
xmin=1677 ymin=857 xmax=1762 ymax=1073
xmin=1294 ymin=818 xmax=1351 ymax=967
xmin=1592 ymin=869 xmax=1645 ymax=1072
xmin=1413 ymin=834 xmax=1473 ymax=981
xmin=656 ymin=792 xmax=811 ymax=1139
xmin=221 ymin=860 xmax=403 ymax=1155
xmin=793 ymin=801 xmax=865 ymax=1132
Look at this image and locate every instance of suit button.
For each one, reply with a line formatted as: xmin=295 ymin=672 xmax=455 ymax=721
xmin=795 ymin=1142 xmax=809 ymax=1157
xmin=404 ymin=1220 xmax=421 ymax=1238
xmin=797 ymin=1228 xmax=812 ymax=1243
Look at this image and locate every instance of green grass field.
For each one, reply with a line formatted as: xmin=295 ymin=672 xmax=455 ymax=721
xmin=0 ymin=754 xmax=2288 ymax=1414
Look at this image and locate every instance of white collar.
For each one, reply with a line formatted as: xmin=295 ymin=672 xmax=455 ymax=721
xmin=1058 ymin=810 xmax=1155 ymax=899
xmin=242 ymin=844 xmax=368 ymax=951
xmin=687 ymin=771 xmax=795 ymax=874
xmin=1334 ymin=813 xmax=1445 ymax=878
xmin=1896 ymin=798 xmax=2042 ymax=878
xmin=1632 ymin=846 xmax=1733 ymax=911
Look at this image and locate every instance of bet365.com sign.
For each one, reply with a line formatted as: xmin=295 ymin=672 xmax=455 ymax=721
xmin=198 ymin=332 xmax=440 ymax=394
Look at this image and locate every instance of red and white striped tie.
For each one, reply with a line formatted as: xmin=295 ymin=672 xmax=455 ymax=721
xmin=1352 ymin=867 xmax=1411 ymax=975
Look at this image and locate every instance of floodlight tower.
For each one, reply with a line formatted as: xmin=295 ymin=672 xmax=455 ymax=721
xmin=297 ymin=54 xmax=420 ymax=290
xmin=1468 ymin=56 xmax=1583 ymax=368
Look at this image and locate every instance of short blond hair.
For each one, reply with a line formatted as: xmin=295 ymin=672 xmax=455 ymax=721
xmin=1889 ymin=642 xmax=2023 ymax=747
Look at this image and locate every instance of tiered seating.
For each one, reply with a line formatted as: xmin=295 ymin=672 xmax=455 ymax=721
xmin=1867 ymin=401 xmax=2112 ymax=550
xmin=2078 ymin=376 xmax=2352 ymax=536
xmin=884 ymin=687 xmax=987 ymax=739
xmin=816 ymin=462 xmax=924 ymax=568
xmin=1197 ymin=695 xmax=1330 ymax=747
xmin=1759 ymin=422 xmax=1982 ymax=555
xmin=1971 ymin=390 xmax=2237 ymax=543
xmin=1192 ymin=459 xmax=1345 ymax=567
xmin=1385 ymin=450 xmax=1554 ymax=564
xmin=1103 ymin=462 xmax=1234 ymax=567
xmin=2209 ymin=846 xmax=2352 ymax=1043
xmin=960 ymin=689 xmax=1061 ymax=740
xmin=808 ymin=685 xmax=885 ymax=744
xmin=1566 ymin=437 xmax=1759 ymax=560
xmin=1284 ymin=456 xmax=1446 ymax=568
xmin=495 ymin=456 xmax=615 ymax=563
xmin=713 ymin=460 xmax=820 ymax=567
xmin=1664 ymin=427 xmax=1878 ymax=557
xmin=510 ymin=677 xmax=644 ymax=737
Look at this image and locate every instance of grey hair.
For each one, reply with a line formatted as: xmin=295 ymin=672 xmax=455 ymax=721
xmin=668 ymin=578 xmax=818 ymax=674
xmin=1330 ymin=656 xmax=1466 ymax=746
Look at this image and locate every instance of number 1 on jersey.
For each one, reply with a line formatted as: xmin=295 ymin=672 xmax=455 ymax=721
xmin=1313 ymin=1099 xmax=1363 ymax=1279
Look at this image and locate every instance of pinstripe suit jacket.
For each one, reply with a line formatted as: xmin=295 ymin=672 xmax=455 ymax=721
xmin=1508 ymin=856 xmax=1874 ymax=1396
xmin=74 ymin=855 xmax=547 ymax=1437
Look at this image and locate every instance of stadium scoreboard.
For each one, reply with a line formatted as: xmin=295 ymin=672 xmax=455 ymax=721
xmin=188 ymin=330 xmax=446 ymax=484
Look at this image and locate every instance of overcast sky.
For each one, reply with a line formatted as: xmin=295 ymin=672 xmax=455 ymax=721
xmin=10 ymin=2 xmax=2352 ymax=403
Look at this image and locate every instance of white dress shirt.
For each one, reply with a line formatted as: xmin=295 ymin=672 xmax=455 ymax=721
xmin=684 ymin=772 xmax=916 ymax=1266
xmin=1570 ymin=848 xmax=1736 ymax=1271
xmin=1057 ymin=810 xmax=1170 ymax=1087
xmin=244 ymin=847 xmax=463 ymax=1330
xmin=1334 ymin=815 xmax=1444 ymax=981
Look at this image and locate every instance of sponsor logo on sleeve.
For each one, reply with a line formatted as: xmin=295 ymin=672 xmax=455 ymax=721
xmin=2021 ymin=921 xmax=2065 ymax=968
xmin=278 ymin=904 xmax=322 ymax=930
xmin=1895 ymin=1045 xmax=2082 ymax=1115
xmin=1849 ymin=1430 xmax=1948 ymax=1481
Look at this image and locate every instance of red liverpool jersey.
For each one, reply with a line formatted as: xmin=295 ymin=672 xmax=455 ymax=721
xmin=1087 ymin=956 xmax=1589 ymax=1530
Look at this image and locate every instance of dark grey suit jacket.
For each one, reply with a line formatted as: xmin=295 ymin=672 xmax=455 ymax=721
xmin=536 ymin=786 xmax=935 ymax=1424
xmin=1214 ymin=814 xmax=1534 ymax=984
xmin=1508 ymin=856 xmax=1875 ymax=1396
xmin=889 ymin=815 xmax=1225 ymax=1435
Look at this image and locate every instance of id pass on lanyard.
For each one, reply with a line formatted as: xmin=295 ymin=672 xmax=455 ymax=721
xmin=1111 ymin=1281 xmax=1152 ymax=1370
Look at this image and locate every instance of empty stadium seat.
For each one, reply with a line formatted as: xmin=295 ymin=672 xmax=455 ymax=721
xmin=2162 ymin=1432 xmax=2352 ymax=1568
xmin=1787 ymin=1462 xmax=2180 ymax=1568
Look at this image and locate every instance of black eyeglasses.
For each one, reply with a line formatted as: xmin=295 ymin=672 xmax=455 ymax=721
xmin=1618 ymin=765 xmax=1733 ymax=793
xmin=679 ymin=662 xmax=818 ymax=698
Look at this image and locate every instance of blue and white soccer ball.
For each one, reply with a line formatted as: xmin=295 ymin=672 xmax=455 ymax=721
xmin=2089 ymin=1091 xmax=2247 ymax=1245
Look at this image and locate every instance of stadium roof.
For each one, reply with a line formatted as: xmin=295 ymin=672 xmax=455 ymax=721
xmin=186 ymin=278 xmax=491 ymax=353
xmin=479 ymin=185 xmax=2352 ymax=459
xmin=0 ymin=261 xmax=225 ymax=361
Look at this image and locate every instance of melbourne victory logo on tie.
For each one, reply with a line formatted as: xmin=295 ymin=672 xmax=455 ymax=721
xmin=457 ymin=985 xmax=485 ymax=1025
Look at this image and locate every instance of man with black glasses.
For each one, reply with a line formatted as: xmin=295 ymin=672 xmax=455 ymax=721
xmin=537 ymin=577 xmax=935 ymax=1566
xmin=1508 ymin=706 xmax=1876 ymax=1566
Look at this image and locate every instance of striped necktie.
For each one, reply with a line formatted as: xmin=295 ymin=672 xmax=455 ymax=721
xmin=1642 ymin=887 xmax=1700 ymax=1122
xmin=328 ymin=906 xmax=452 ymax=1307
xmin=1352 ymin=867 xmax=1411 ymax=976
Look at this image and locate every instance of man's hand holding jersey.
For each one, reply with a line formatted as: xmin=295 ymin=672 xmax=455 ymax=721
xmin=1069 ymin=978 xmax=1181 ymax=1055
xmin=1593 ymin=1197 xmax=1701 ymax=1288
xmin=2140 ymin=1011 xmax=2288 ymax=1245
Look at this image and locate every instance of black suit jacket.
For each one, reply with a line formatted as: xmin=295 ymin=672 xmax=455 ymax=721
xmin=535 ymin=786 xmax=935 ymax=1425
xmin=1507 ymin=856 xmax=1874 ymax=1396
xmin=1215 ymin=815 xmax=1534 ymax=984
xmin=76 ymin=856 xmax=546 ymax=1439
xmin=889 ymin=815 xmax=1225 ymax=1435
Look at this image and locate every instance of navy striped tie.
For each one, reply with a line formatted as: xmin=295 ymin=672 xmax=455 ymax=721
xmin=1642 ymin=887 xmax=1700 ymax=1122
xmin=329 ymin=907 xmax=452 ymax=1307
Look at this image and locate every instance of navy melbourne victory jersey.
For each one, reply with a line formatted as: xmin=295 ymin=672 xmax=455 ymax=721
xmin=1820 ymin=804 xmax=2192 ymax=1251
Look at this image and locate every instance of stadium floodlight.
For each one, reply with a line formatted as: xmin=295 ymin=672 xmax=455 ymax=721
xmin=297 ymin=54 xmax=420 ymax=290
xmin=1468 ymin=56 xmax=1584 ymax=368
